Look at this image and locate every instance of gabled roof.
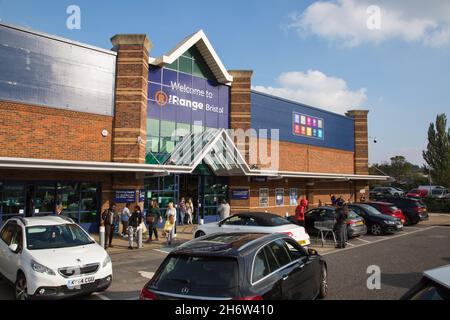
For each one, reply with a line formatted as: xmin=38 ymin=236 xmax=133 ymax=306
xmin=149 ymin=30 xmax=233 ymax=84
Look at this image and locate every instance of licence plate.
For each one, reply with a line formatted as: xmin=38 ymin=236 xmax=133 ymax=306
xmin=67 ymin=276 xmax=95 ymax=289
xmin=356 ymin=221 xmax=364 ymax=226
xmin=396 ymin=224 xmax=403 ymax=229
xmin=298 ymin=240 xmax=307 ymax=245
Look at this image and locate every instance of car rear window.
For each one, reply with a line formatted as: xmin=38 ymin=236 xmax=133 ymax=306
xmin=347 ymin=210 xmax=360 ymax=219
xmin=154 ymin=255 xmax=239 ymax=297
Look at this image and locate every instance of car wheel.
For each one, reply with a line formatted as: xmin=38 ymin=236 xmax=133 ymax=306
xmin=195 ymin=230 xmax=206 ymax=238
xmin=370 ymin=223 xmax=383 ymax=236
xmin=317 ymin=265 xmax=328 ymax=299
xmin=15 ymin=273 xmax=29 ymax=300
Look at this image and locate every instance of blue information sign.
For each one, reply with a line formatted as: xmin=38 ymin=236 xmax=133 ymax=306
xmin=231 ymin=189 xmax=250 ymax=200
xmin=114 ymin=190 xmax=136 ymax=203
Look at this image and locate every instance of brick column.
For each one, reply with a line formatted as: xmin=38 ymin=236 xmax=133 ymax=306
xmin=111 ymin=34 xmax=151 ymax=164
xmin=228 ymin=70 xmax=253 ymax=162
xmin=346 ymin=110 xmax=369 ymax=201
xmin=109 ymin=34 xmax=151 ymax=211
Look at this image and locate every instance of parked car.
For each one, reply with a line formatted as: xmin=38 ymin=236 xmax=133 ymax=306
xmin=375 ymin=196 xmax=429 ymax=225
xmin=418 ymin=185 xmax=447 ymax=193
xmin=302 ymin=206 xmax=367 ymax=238
xmin=194 ymin=212 xmax=310 ymax=247
xmin=364 ymin=201 xmax=407 ymax=224
xmin=370 ymin=187 xmax=403 ymax=198
xmin=429 ymin=188 xmax=450 ymax=199
xmin=348 ymin=203 xmax=403 ymax=235
xmin=0 ymin=216 xmax=113 ymax=300
xmin=406 ymin=189 xmax=428 ymax=198
xmin=400 ymin=264 xmax=450 ymax=300
xmin=140 ymin=232 xmax=328 ymax=300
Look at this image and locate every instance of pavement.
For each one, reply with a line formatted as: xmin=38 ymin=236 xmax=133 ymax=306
xmin=0 ymin=213 xmax=449 ymax=300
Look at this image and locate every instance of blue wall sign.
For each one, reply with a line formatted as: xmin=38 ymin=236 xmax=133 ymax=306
xmin=148 ymin=66 xmax=229 ymax=129
xmin=114 ymin=190 xmax=136 ymax=203
xmin=231 ymin=188 xmax=250 ymax=200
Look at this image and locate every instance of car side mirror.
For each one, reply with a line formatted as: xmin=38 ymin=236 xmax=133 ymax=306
xmin=9 ymin=243 xmax=19 ymax=253
xmin=308 ymin=248 xmax=318 ymax=256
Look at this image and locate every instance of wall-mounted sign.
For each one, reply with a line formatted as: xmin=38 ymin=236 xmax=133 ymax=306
xmin=259 ymin=188 xmax=269 ymax=208
xmin=148 ymin=66 xmax=229 ymax=129
xmin=250 ymin=176 xmax=268 ymax=183
xmin=289 ymin=188 xmax=298 ymax=206
xmin=275 ymin=188 xmax=284 ymax=206
xmin=293 ymin=112 xmax=324 ymax=140
xmin=139 ymin=190 xmax=146 ymax=202
xmin=114 ymin=190 xmax=136 ymax=203
xmin=231 ymin=188 xmax=250 ymax=200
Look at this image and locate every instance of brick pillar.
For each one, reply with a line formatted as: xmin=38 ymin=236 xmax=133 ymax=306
xmin=228 ymin=70 xmax=253 ymax=163
xmin=111 ymin=34 xmax=152 ymax=164
xmin=346 ymin=110 xmax=369 ymax=201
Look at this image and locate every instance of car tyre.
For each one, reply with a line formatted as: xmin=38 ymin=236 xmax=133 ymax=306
xmin=370 ymin=223 xmax=383 ymax=236
xmin=317 ymin=265 xmax=328 ymax=299
xmin=195 ymin=230 xmax=206 ymax=238
xmin=15 ymin=272 xmax=29 ymax=300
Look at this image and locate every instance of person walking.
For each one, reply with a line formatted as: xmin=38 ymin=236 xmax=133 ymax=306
xmin=330 ymin=194 xmax=337 ymax=206
xmin=166 ymin=202 xmax=177 ymax=235
xmin=294 ymin=196 xmax=308 ymax=227
xmin=146 ymin=200 xmax=162 ymax=242
xmin=121 ymin=203 xmax=131 ymax=238
xmin=178 ymin=197 xmax=186 ymax=226
xmin=128 ymin=205 xmax=144 ymax=250
xmin=101 ymin=203 xmax=117 ymax=249
xmin=335 ymin=203 xmax=349 ymax=249
xmin=186 ymin=198 xmax=194 ymax=225
xmin=217 ymin=199 xmax=231 ymax=220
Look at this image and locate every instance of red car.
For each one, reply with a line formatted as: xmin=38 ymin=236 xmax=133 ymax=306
xmin=364 ymin=201 xmax=407 ymax=224
xmin=406 ymin=189 xmax=428 ymax=198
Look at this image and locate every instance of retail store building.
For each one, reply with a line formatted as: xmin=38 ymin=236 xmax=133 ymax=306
xmin=0 ymin=23 xmax=386 ymax=231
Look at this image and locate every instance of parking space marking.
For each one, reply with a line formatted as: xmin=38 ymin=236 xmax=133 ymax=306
xmin=353 ymin=237 xmax=371 ymax=243
xmin=322 ymin=226 xmax=437 ymax=256
xmin=91 ymin=292 xmax=111 ymax=300
xmin=345 ymin=241 xmax=355 ymax=247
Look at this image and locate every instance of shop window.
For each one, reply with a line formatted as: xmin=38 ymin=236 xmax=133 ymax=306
xmin=1 ymin=183 xmax=25 ymax=216
xmin=148 ymin=119 xmax=160 ymax=137
xmin=275 ymin=188 xmax=284 ymax=206
xmin=179 ymin=56 xmax=193 ymax=74
xmin=259 ymin=188 xmax=269 ymax=208
xmin=35 ymin=183 xmax=56 ymax=215
xmin=160 ymin=120 xmax=176 ymax=138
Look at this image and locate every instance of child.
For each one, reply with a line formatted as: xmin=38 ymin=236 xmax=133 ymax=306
xmin=164 ymin=214 xmax=175 ymax=245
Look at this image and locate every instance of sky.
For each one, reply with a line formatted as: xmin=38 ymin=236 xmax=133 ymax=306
xmin=1 ymin=0 xmax=449 ymax=166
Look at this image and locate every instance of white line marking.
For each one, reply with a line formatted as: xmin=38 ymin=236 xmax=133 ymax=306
xmin=345 ymin=242 xmax=355 ymax=247
xmin=91 ymin=292 xmax=111 ymax=300
xmin=138 ymin=271 xmax=155 ymax=279
xmin=322 ymin=226 xmax=437 ymax=256
xmin=353 ymin=237 xmax=371 ymax=243
xmin=126 ymin=296 xmax=140 ymax=300
xmin=153 ymin=248 xmax=170 ymax=254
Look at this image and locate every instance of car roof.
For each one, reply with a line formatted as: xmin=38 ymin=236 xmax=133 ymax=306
xmin=172 ymin=232 xmax=286 ymax=257
xmin=366 ymin=201 xmax=394 ymax=206
xmin=310 ymin=206 xmax=336 ymax=210
xmin=424 ymin=265 xmax=450 ymax=289
xmin=231 ymin=212 xmax=288 ymax=226
xmin=7 ymin=215 xmax=73 ymax=227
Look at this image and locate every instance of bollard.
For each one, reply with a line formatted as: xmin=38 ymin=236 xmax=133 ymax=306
xmin=199 ymin=218 xmax=204 ymax=225
xmin=137 ymin=227 xmax=143 ymax=248
xmin=99 ymin=225 xmax=105 ymax=248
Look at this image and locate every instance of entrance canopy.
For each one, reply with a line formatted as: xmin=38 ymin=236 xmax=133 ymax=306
xmin=0 ymin=128 xmax=389 ymax=181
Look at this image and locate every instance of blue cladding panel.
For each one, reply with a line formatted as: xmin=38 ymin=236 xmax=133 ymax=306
xmin=251 ymin=91 xmax=355 ymax=152
xmin=0 ymin=24 xmax=116 ymax=116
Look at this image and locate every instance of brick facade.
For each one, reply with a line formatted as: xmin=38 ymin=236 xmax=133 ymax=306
xmin=0 ymin=100 xmax=113 ymax=162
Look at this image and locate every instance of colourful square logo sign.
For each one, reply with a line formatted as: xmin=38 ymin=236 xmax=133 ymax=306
xmin=301 ymin=126 xmax=306 ymax=135
xmin=301 ymin=115 xmax=306 ymax=125
xmin=312 ymin=128 xmax=317 ymax=137
xmin=306 ymin=127 xmax=312 ymax=136
xmin=318 ymin=120 xmax=323 ymax=128
xmin=318 ymin=129 xmax=323 ymax=138
xmin=312 ymin=118 xmax=317 ymax=127
xmin=294 ymin=114 xmax=300 ymax=124
xmin=306 ymin=117 xmax=312 ymax=126
xmin=294 ymin=124 xmax=301 ymax=134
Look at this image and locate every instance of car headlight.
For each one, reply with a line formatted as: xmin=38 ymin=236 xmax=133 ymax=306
xmin=384 ymin=220 xmax=395 ymax=225
xmin=102 ymin=255 xmax=111 ymax=268
xmin=31 ymin=260 xmax=55 ymax=275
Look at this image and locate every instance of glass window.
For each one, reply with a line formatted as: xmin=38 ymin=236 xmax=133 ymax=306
xmin=160 ymin=137 xmax=175 ymax=154
xmin=259 ymin=188 xmax=269 ymax=207
xmin=1 ymin=184 xmax=25 ymax=215
xmin=35 ymin=183 xmax=56 ymax=214
xmin=166 ymin=59 xmax=178 ymax=71
xmin=148 ymin=119 xmax=160 ymax=137
xmin=289 ymin=188 xmax=298 ymax=206
xmin=147 ymin=136 xmax=159 ymax=153
xmin=223 ymin=215 xmax=243 ymax=226
xmin=275 ymin=188 xmax=284 ymax=206
xmin=56 ymin=182 xmax=79 ymax=213
xmin=179 ymin=56 xmax=193 ymax=74
xmin=284 ymin=239 xmax=308 ymax=260
xmin=80 ymin=182 xmax=98 ymax=224
xmin=0 ymin=221 xmax=16 ymax=245
xmin=160 ymin=120 xmax=176 ymax=138
xmin=26 ymin=224 xmax=94 ymax=250
xmin=252 ymin=249 xmax=270 ymax=283
xmin=267 ymin=240 xmax=292 ymax=268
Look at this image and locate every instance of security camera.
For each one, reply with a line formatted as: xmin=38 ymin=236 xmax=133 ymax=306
xmin=373 ymin=138 xmax=378 ymax=144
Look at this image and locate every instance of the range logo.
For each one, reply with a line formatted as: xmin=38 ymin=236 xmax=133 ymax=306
xmin=155 ymin=90 xmax=168 ymax=106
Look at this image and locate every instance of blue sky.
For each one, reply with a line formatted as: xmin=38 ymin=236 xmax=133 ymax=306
xmin=1 ymin=0 xmax=449 ymax=166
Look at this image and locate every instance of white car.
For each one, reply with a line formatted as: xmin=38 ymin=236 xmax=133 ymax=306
xmin=0 ymin=216 xmax=113 ymax=300
xmin=194 ymin=212 xmax=310 ymax=247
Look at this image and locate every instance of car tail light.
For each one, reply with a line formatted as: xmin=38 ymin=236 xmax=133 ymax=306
xmin=233 ymin=295 xmax=264 ymax=300
xmin=282 ymin=232 xmax=294 ymax=238
xmin=140 ymin=287 xmax=158 ymax=300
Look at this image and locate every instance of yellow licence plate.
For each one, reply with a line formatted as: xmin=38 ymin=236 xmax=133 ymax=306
xmin=356 ymin=221 xmax=364 ymax=226
xmin=299 ymin=240 xmax=307 ymax=245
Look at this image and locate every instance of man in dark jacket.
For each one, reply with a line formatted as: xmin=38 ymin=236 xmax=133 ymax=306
xmin=101 ymin=203 xmax=117 ymax=249
xmin=335 ymin=203 xmax=348 ymax=249
xmin=128 ymin=205 xmax=144 ymax=249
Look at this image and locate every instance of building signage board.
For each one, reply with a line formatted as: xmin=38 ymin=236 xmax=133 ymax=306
xmin=148 ymin=66 xmax=229 ymax=129
xmin=114 ymin=190 xmax=136 ymax=203
xmin=259 ymin=188 xmax=269 ymax=208
xmin=289 ymin=188 xmax=298 ymax=206
xmin=231 ymin=188 xmax=250 ymax=200
xmin=275 ymin=188 xmax=284 ymax=206
xmin=292 ymin=112 xmax=324 ymax=140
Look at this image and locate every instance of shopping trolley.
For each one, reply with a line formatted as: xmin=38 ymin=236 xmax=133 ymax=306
xmin=314 ymin=220 xmax=337 ymax=247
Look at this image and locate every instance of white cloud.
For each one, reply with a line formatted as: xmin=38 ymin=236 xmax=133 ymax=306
xmin=252 ymin=70 xmax=367 ymax=114
xmin=288 ymin=0 xmax=450 ymax=47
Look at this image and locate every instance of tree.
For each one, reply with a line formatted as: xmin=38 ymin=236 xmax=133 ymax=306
xmin=423 ymin=114 xmax=450 ymax=187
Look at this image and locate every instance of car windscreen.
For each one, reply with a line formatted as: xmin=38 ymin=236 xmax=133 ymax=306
xmin=153 ymin=255 xmax=239 ymax=297
xmin=347 ymin=210 xmax=360 ymax=219
xmin=268 ymin=216 xmax=291 ymax=226
xmin=26 ymin=224 xmax=95 ymax=250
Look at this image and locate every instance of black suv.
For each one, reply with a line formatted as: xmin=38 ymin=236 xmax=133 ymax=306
xmin=374 ymin=196 xmax=429 ymax=225
xmin=140 ymin=233 xmax=328 ymax=300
